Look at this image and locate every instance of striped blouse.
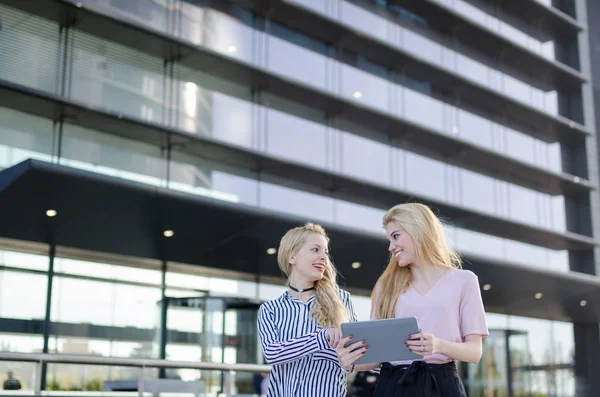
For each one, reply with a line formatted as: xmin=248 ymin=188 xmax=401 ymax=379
xmin=257 ymin=289 xmax=358 ymax=397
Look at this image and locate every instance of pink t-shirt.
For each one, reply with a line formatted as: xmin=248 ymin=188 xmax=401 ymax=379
xmin=372 ymin=269 xmax=488 ymax=365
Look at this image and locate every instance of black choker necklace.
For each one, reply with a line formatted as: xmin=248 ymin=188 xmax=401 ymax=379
xmin=289 ymin=285 xmax=315 ymax=293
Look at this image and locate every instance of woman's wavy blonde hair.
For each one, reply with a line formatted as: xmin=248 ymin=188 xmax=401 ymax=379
xmin=371 ymin=203 xmax=461 ymax=320
xmin=278 ymin=223 xmax=349 ymax=328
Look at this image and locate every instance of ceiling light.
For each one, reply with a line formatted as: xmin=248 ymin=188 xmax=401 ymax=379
xmin=482 ymin=284 xmax=492 ymax=291
xmin=266 ymin=248 xmax=277 ymax=255
xmin=46 ymin=209 xmax=57 ymax=217
xmin=353 ymin=91 xmax=362 ymax=99
xmin=535 ymin=292 xmax=543 ymax=299
xmin=163 ymin=230 xmax=174 ymax=238
xmin=580 ymin=300 xmax=587 ymax=307
xmin=351 ymin=262 xmax=361 ymax=269
xmin=569 ymin=121 xmax=575 ymax=128
xmin=573 ymin=176 xmax=581 ymax=183
xmin=227 ymin=45 xmax=237 ymax=53
xmin=452 ymin=126 xmax=459 ymax=134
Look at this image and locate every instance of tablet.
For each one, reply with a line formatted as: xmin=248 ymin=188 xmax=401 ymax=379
xmin=340 ymin=317 xmax=422 ymax=364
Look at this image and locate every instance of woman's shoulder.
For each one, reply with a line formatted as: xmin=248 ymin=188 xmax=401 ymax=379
xmin=259 ymin=292 xmax=289 ymax=311
xmin=448 ymin=268 xmax=480 ymax=286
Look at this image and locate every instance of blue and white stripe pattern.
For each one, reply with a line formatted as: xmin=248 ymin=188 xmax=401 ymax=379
xmin=257 ymin=289 xmax=357 ymax=396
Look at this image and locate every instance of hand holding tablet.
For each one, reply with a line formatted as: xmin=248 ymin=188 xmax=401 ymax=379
xmin=340 ymin=317 xmax=422 ymax=364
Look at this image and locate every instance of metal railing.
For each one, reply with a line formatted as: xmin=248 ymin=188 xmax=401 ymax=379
xmin=0 ymin=352 xmax=271 ymax=397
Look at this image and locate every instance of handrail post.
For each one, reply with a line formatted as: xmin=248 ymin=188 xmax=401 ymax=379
xmin=138 ymin=364 xmax=145 ymax=397
xmin=34 ymin=360 xmax=42 ymax=396
xmin=223 ymin=370 xmax=232 ymax=397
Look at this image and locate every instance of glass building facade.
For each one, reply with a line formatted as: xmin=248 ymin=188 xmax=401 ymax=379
xmin=0 ymin=0 xmax=599 ymax=396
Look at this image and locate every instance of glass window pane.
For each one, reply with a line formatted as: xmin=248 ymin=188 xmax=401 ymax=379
xmin=51 ymin=277 xmax=113 ymax=325
xmin=0 ymin=5 xmax=60 ymax=93
xmin=340 ymin=2 xmax=389 ymax=42
xmin=51 ymin=277 xmax=160 ymax=328
xmin=454 ymin=228 xmax=504 ymax=259
xmin=208 ymin=92 xmax=255 ymax=148
xmin=0 ymin=334 xmax=41 ymax=389
xmin=113 ymin=284 xmax=162 ymax=328
xmin=334 ymin=200 xmax=386 ymax=235
xmin=505 ymin=127 xmax=536 ymax=166
xmin=403 ymin=89 xmax=444 ymax=132
xmin=267 ymin=36 xmax=328 ymax=91
xmin=457 ymin=111 xmax=493 ymax=150
xmin=60 ymin=124 xmax=167 ymax=187
xmin=0 ymin=333 xmax=44 ymax=353
xmin=55 ymin=257 xmax=161 ymax=284
xmin=402 ymin=29 xmax=442 ymax=66
xmin=405 ymin=152 xmax=446 ymax=200
xmin=460 ymin=170 xmax=496 ymax=215
xmin=191 ymin=9 xmax=255 ymax=64
xmin=0 ymin=271 xmax=47 ymax=320
xmin=70 ymin=31 xmax=166 ymax=125
xmin=341 ymin=65 xmax=390 ymax=112
xmin=0 ymin=108 xmax=56 ymax=168
xmin=454 ymin=54 xmax=489 ymax=87
xmin=287 ymin=0 xmax=327 ymax=15
xmin=1 ymin=251 xmax=48 ymax=271
xmin=258 ymin=283 xmax=287 ymax=301
xmin=77 ymin=0 xmax=169 ymax=35
xmin=503 ymin=75 xmax=532 ymax=107
xmin=503 ymin=240 xmax=548 ymax=268
xmin=551 ymin=196 xmax=566 ymax=232
xmin=166 ymin=271 xmax=209 ymax=290
xmin=341 ymin=133 xmax=390 ymax=185
xmin=486 ymin=312 xmax=509 ymax=329
xmin=211 ymin=171 xmax=259 ymax=206
xmin=168 ymin=152 xmax=245 ymax=204
xmin=167 ymin=343 xmax=202 ymax=362
xmin=508 ymin=185 xmax=539 ymax=226
xmin=351 ymin=295 xmax=372 ymax=321
xmin=259 ymin=182 xmax=334 ymax=222
xmin=266 ymin=109 xmax=328 ymax=169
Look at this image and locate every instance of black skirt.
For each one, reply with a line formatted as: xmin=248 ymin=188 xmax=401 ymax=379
xmin=373 ymin=361 xmax=467 ymax=397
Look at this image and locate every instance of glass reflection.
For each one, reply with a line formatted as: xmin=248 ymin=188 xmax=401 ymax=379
xmin=267 ymin=35 xmax=328 ymax=91
xmin=0 ymin=271 xmax=47 ymax=320
xmin=0 ymin=5 xmax=60 ymax=94
xmin=179 ymin=3 xmax=256 ymax=64
xmin=466 ymin=314 xmax=575 ymax=397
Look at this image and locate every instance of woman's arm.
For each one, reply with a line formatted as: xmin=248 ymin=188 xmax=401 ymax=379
xmin=257 ymin=304 xmax=330 ymax=365
xmin=406 ymin=332 xmax=483 ymax=364
xmin=437 ymin=334 xmax=483 ymax=363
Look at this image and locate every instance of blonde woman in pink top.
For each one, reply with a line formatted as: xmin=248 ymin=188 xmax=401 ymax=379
xmin=335 ymin=203 xmax=489 ymax=397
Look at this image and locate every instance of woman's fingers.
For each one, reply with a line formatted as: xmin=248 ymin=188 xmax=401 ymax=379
xmin=341 ymin=344 xmax=368 ymax=366
xmin=405 ymin=338 xmax=429 ymax=355
xmin=333 ymin=329 xmax=342 ymax=348
xmin=335 ymin=336 xmax=354 ymax=353
xmin=405 ymin=340 xmax=427 ymax=346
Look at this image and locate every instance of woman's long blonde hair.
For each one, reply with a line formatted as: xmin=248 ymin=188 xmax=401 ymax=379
xmin=278 ymin=223 xmax=349 ymax=328
xmin=371 ymin=203 xmax=461 ymax=320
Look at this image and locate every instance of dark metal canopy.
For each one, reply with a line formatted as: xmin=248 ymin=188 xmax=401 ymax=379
xmin=0 ymin=159 xmax=599 ymax=324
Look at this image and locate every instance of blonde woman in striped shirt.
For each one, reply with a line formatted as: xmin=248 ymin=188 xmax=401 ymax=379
xmin=257 ymin=223 xmax=364 ymax=396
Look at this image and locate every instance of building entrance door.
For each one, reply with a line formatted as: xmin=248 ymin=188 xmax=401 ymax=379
xmin=156 ymin=296 xmax=263 ymax=395
xmin=462 ymin=329 xmax=533 ymax=397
